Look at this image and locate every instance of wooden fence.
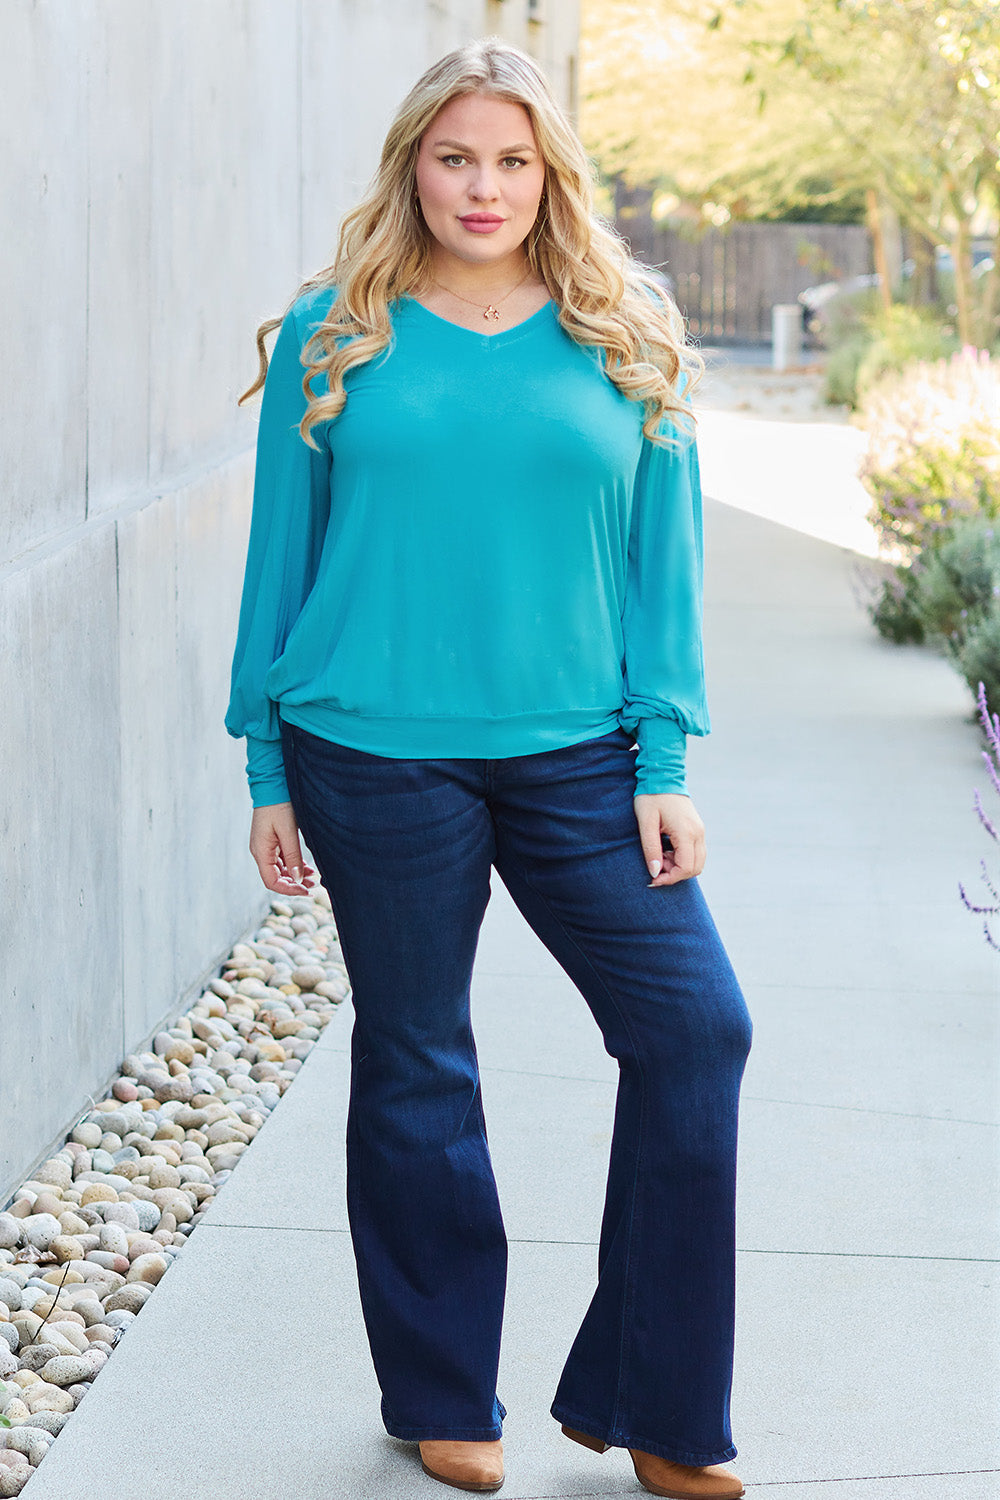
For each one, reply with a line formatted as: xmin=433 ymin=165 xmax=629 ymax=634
xmin=613 ymin=187 xmax=874 ymax=343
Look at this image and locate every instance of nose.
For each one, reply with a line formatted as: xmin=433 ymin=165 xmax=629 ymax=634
xmin=468 ymin=166 xmax=501 ymax=202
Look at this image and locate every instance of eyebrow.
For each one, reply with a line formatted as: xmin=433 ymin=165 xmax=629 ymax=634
xmin=431 ymin=138 xmax=536 ymax=154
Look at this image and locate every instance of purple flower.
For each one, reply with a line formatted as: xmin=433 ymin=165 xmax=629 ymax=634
xmin=961 ymin=682 xmax=1000 ymax=950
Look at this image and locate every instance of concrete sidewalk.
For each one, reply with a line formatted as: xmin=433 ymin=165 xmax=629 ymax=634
xmin=23 ymin=435 xmax=1000 ymax=1497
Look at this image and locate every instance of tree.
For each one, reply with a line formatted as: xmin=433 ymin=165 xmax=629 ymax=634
xmin=582 ymin=0 xmax=1000 ymax=344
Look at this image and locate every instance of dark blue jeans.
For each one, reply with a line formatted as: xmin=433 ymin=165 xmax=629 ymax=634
xmin=280 ymin=720 xmax=752 ymax=1466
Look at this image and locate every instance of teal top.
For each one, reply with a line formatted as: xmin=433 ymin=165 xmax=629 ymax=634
xmin=225 ymin=285 xmax=709 ymax=807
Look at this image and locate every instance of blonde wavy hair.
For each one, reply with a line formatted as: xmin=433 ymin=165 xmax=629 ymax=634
xmin=240 ymin=37 xmax=703 ymax=448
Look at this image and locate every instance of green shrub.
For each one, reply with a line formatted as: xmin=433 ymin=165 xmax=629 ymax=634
xmin=915 ymin=520 xmax=1000 ymax=644
xmin=855 ymin=305 xmax=958 ymax=401
xmin=859 ymin=347 xmax=1000 ymax=559
xmin=819 ymin=294 xmax=955 ymax=407
xmin=825 ymin=331 xmax=872 ymax=407
xmin=819 ymin=286 xmax=880 ymax=406
xmin=955 ymin=605 xmax=1000 ymax=712
xmin=869 ymin=565 xmax=926 ymax=644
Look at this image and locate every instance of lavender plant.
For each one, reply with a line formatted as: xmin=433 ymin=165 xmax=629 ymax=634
xmin=959 ymin=681 xmax=1000 ymax=951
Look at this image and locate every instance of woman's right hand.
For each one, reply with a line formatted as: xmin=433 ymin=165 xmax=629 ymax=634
xmin=249 ymin=802 xmax=317 ymax=895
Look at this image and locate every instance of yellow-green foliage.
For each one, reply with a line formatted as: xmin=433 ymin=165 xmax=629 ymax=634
xmin=860 ymin=348 xmax=1000 ymax=558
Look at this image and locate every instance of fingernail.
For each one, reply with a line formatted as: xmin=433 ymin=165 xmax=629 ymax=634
xmin=647 ymin=859 xmax=661 ymax=877
xmin=292 ymin=867 xmax=302 ymax=882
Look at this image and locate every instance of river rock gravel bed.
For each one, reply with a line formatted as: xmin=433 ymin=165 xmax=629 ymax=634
xmin=0 ymin=889 xmax=347 ymax=1493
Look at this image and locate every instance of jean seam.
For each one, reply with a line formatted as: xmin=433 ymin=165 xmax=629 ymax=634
xmin=495 ymin=846 xmax=645 ymax=1438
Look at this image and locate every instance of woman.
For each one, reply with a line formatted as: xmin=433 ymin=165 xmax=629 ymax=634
xmin=226 ymin=37 xmax=752 ymax=1500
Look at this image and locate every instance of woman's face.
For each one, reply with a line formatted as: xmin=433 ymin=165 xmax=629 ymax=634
xmin=414 ymin=93 xmax=547 ymax=274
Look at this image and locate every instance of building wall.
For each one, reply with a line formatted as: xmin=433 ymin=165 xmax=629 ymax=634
xmin=0 ymin=0 xmax=579 ymax=1204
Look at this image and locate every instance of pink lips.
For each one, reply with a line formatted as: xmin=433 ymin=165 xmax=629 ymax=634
xmin=459 ymin=214 xmax=506 ymax=233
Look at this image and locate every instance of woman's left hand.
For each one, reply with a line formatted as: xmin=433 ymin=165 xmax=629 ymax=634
xmin=633 ymin=793 xmax=706 ymax=886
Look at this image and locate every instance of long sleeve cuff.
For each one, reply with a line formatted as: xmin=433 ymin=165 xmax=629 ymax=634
xmin=246 ymin=734 xmax=290 ymax=807
xmin=634 ymin=716 xmax=688 ymax=796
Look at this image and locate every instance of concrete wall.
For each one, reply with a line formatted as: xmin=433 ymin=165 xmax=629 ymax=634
xmin=0 ymin=0 xmax=579 ymax=1204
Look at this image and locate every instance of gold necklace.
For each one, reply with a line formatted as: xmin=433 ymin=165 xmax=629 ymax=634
xmin=432 ymin=268 xmax=533 ymax=323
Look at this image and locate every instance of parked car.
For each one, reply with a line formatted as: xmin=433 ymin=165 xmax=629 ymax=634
xmin=799 ymin=244 xmax=994 ymax=335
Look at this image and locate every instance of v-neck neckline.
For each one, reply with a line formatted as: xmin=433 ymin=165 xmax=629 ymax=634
xmin=399 ymin=295 xmax=557 ymax=347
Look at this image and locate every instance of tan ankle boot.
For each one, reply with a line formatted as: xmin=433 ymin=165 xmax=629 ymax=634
xmin=561 ymin=1425 xmax=744 ymax=1500
xmin=629 ymin=1449 xmax=744 ymax=1499
xmin=419 ymin=1439 xmax=505 ymax=1493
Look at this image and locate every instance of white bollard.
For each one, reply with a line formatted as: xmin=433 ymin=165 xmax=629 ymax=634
xmin=772 ymin=303 xmax=803 ymax=371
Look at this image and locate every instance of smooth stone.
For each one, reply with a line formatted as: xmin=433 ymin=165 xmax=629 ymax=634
xmin=125 ymin=1235 xmax=162 ymax=1261
xmin=79 ymin=1184 xmax=118 ymax=1207
xmin=176 ymin=1165 xmax=211 ymax=1185
xmin=71 ymin=1123 xmax=103 ymax=1149
xmin=100 ymin=1309 xmax=136 ymax=1330
xmin=289 ymin=963 xmax=324 ymax=990
xmin=16 ymin=1344 xmax=60 ymax=1373
xmin=20 ymin=1409 xmax=69 ymax=1435
xmin=149 ymin=1190 xmax=194 ymax=1223
xmin=0 ymin=1281 xmax=22 ymax=1313
xmin=45 ymin=1322 xmax=87 ymax=1351
xmin=26 ymin=1383 xmax=75 ymax=1414
xmin=0 ymin=1326 xmax=17 ymax=1353
xmin=0 ymin=1401 xmax=29 ymax=1424
xmin=73 ymin=1298 xmax=108 ymax=1326
xmin=83 ymin=1323 xmax=117 ymax=1345
xmin=6 ymin=1427 xmax=53 ymax=1464
xmin=32 ymin=1161 xmax=71 ymax=1191
xmin=97 ymin=1224 xmax=130 ymax=1257
xmin=273 ymin=1017 xmax=305 ymax=1038
xmin=204 ymin=1120 xmax=248 ymax=1146
xmin=38 ymin=1355 xmax=94 ymax=1387
xmin=164 ymin=1040 xmax=196 ymax=1066
xmin=9 ymin=1315 xmax=42 ymax=1342
xmin=57 ymin=1212 xmax=89 ymax=1237
xmin=103 ymin=1285 xmax=151 ymax=1315
xmin=126 ymin=1254 xmax=167 ymax=1285
xmin=0 ymin=1220 xmax=20 ymax=1253
xmin=146 ymin=1163 xmax=181 ymax=1190
xmin=0 ymin=1465 xmax=34 ymax=1498
xmin=100 ymin=1204 xmax=139 ymax=1231
xmin=49 ymin=1236 xmax=85 ymax=1265
xmin=112 ymin=1079 xmax=139 ymax=1103
xmin=19 ymin=1217 xmax=61 ymax=1252
xmin=131 ymin=1202 xmax=161 ymax=1233
xmin=25 ymin=1194 xmax=63 ymax=1219
xmin=206 ymin=1151 xmax=242 ymax=1172
xmin=0 ymin=1347 xmax=16 ymax=1378
xmin=84 ymin=1251 xmax=117 ymax=1271
xmin=153 ymin=1076 xmax=193 ymax=1104
xmin=89 ymin=1150 xmax=116 ymax=1174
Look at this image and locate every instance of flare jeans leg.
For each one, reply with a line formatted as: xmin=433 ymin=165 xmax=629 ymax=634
xmin=280 ymin=720 xmax=752 ymax=1463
